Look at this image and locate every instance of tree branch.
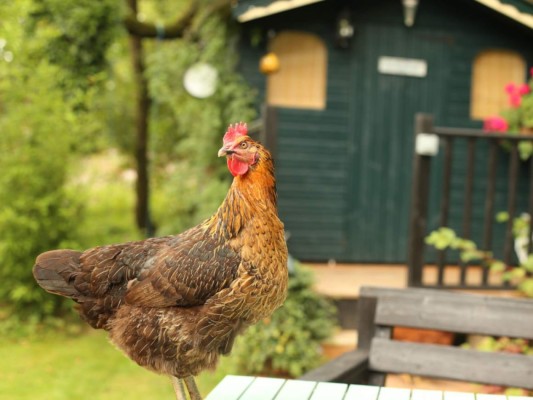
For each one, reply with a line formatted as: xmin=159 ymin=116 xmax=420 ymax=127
xmin=123 ymin=0 xmax=232 ymax=39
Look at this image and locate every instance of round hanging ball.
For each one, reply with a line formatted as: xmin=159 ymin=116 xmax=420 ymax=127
xmin=183 ymin=63 xmax=218 ymax=99
xmin=259 ymin=52 xmax=280 ymax=75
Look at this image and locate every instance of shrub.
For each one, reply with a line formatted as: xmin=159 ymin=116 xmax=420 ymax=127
xmin=426 ymin=213 xmax=533 ymax=297
xmin=0 ymin=65 xmax=84 ymax=319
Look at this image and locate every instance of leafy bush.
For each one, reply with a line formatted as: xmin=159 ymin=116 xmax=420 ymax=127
xmin=426 ymin=213 xmax=533 ymax=297
xmin=28 ymin=0 xmax=122 ymax=89
xmin=0 ymin=67 xmax=83 ymax=319
xmin=232 ymin=260 xmax=337 ymax=378
xmin=146 ymin=11 xmax=257 ymax=235
xmin=462 ymin=336 xmax=532 ymax=396
xmin=0 ymin=1 xmax=100 ymax=321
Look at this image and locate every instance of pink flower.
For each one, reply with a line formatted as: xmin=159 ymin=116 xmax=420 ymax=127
xmin=518 ymin=83 xmax=530 ymax=95
xmin=510 ymin=93 xmax=522 ymax=107
xmin=505 ymin=83 xmax=516 ymax=94
xmin=484 ymin=116 xmax=509 ymax=132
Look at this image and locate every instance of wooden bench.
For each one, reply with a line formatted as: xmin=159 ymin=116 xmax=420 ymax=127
xmin=206 ymin=375 xmax=533 ymax=399
xmin=300 ymin=286 xmax=533 ymax=391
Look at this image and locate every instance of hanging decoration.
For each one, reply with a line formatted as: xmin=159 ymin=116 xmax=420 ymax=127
xmin=259 ymin=52 xmax=280 ymax=75
xmin=183 ymin=62 xmax=218 ymax=98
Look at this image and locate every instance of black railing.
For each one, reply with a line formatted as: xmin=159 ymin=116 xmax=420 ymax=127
xmin=408 ymin=113 xmax=533 ymax=289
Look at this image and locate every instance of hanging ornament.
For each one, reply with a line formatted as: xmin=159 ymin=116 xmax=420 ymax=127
xmin=259 ymin=52 xmax=280 ymax=75
xmin=183 ymin=62 xmax=218 ymax=98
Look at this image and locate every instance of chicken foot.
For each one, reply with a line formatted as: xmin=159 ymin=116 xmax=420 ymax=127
xmin=171 ymin=376 xmax=202 ymax=400
xmin=184 ymin=376 xmax=202 ymax=400
xmin=171 ymin=376 xmax=187 ymax=400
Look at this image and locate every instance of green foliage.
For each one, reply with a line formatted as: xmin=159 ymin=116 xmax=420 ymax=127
xmin=464 ymin=336 xmax=532 ymax=355
xmin=72 ymin=151 xmax=142 ymax=248
xmin=500 ymin=70 xmax=533 ymax=160
xmin=425 ymin=214 xmax=533 ymax=297
xmin=232 ymin=261 xmax=337 ymax=377
xmin=0 ymin=62 xmax=83 ymax=317
xmin=462 ymin=336 xmax=532 ymax=396
xmin=145 ymin=10 xmax=257 ymax=234
xmin=28 ymin=0 xmax=122 ymax=89
xmin=0 ymin=0 xmax=113 ymax=320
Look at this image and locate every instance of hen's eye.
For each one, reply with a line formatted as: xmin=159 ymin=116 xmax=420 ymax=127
xmin=240 ymin=142 xmax=248 ymax=149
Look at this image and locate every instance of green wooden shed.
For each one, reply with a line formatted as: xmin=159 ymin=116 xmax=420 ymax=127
xmin=233 ymin=0 xmax=533 ymax=263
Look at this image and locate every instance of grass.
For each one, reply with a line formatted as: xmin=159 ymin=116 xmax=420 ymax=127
xmin=0 ymin=328 xmax=238 ymax=400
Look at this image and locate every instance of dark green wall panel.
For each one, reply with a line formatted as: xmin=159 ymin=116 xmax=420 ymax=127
xmin=237 ymin=0 xmax=533 ymax=262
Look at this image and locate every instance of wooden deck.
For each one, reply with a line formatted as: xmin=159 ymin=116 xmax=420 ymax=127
xmin=308 ymin=264 xmax=520 ymax=299
xmin=206 ymin=376 xmax=533 ymax=400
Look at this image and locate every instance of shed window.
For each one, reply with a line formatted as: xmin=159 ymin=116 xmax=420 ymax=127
xmin=470 ymin=50 xmax=526 ymax=119
xmin=267 ymin=31 xmax=327 ymax=110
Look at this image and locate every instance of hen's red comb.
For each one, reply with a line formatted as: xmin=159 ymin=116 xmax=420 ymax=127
xmin=223 ymin=122 xmax=248 ymax=145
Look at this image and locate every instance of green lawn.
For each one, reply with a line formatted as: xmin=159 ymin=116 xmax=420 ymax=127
xmin=0 ymin=328 xmax=238 ymax=400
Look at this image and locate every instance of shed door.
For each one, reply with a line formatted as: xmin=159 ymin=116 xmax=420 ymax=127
xmin=346 ymin=24 xmax=451 ymax=262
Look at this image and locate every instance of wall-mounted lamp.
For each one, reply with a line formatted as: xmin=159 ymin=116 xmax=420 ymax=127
xmin=402 ymin=0 xmax=419 ymax=27
xmin=336 ymin=8 xmax=354 ymax=48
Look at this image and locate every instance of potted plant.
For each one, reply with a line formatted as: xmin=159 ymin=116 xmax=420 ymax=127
xmin=484 ymin=67 xmax=533 ymax=160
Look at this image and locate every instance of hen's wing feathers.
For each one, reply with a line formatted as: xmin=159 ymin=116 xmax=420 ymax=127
xmin=121 ymin=228 xmax=241 ymax=308
xmin=75 ymin=236 xmax=171 ymax=298
xmin=80 ymin=227 xmax=240 ymax=307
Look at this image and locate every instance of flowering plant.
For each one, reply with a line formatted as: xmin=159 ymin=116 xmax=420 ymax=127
xmin=484 ymin=67 xmax=533 ymax=160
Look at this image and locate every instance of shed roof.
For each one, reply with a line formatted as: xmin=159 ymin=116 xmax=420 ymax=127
xmin=233 ymin=0 xmax=325 ymax=22
xmin=233 ymin=0 xmax=533 ymax=29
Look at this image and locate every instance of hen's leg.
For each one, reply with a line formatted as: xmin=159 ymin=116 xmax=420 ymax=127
xmin=184 ymin=376 xmax=202 ymax=400
xmin=171 ymin=376 xmax=187 ymax=400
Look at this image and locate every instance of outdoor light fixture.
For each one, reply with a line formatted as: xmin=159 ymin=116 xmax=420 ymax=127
xmin=336 ymin=8 xmax=354 ymax=48
xmin=402 ymin=0 xmax=419 ymax=27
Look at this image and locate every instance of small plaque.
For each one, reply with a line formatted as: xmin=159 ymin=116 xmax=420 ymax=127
xmin=416 ymin=133 xmax=439 ymax=156
xmin=378 ymin=56 xmax=427 ymax=77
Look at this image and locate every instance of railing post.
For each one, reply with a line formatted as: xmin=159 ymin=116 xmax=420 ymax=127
xmin=407 ymin=113 xmax=435 ymax=287
xmin=260 ymin=104 xmax=278 ymax=158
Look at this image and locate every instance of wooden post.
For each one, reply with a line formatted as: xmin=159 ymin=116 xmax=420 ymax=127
xmin=407 ymin=113 xmax=434 ymax=287
xmin=128 ymin=0 xmax=154 ymax=236
xmin=261 ymin=105 xmax=278 ymax=159
xmin=436 ymin=137 xmax=453 ymax=285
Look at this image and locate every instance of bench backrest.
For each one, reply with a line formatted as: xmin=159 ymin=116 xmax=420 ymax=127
xmin=359 ymin=287 xmax=533 ymax=389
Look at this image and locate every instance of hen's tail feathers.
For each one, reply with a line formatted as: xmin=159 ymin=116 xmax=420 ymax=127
xmin=33 ymin=250 xmax=82 ymax=299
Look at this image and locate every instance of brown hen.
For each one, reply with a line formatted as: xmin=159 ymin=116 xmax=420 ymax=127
xmin=33 ymin=123 xmax=288 ymax=400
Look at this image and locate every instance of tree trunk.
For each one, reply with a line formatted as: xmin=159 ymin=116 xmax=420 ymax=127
xmin=124 ymin=0 xmax=231 ymax=236
xmin=128 ymin=0 xmax=153 ymax=236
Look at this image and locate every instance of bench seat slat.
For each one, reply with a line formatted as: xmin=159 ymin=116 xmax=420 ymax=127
xmin=366 ymin=288 xmax=533 ymax=340
xmin=369 ymin=338 xmax=533 ymax=390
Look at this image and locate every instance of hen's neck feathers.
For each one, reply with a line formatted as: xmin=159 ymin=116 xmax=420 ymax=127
xmin=208 ymin=147 xmax=277 ymax=239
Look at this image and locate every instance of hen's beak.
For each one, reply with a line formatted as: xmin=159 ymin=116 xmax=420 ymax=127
xmin=218 ymin=147 xmax=235 ymax=157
